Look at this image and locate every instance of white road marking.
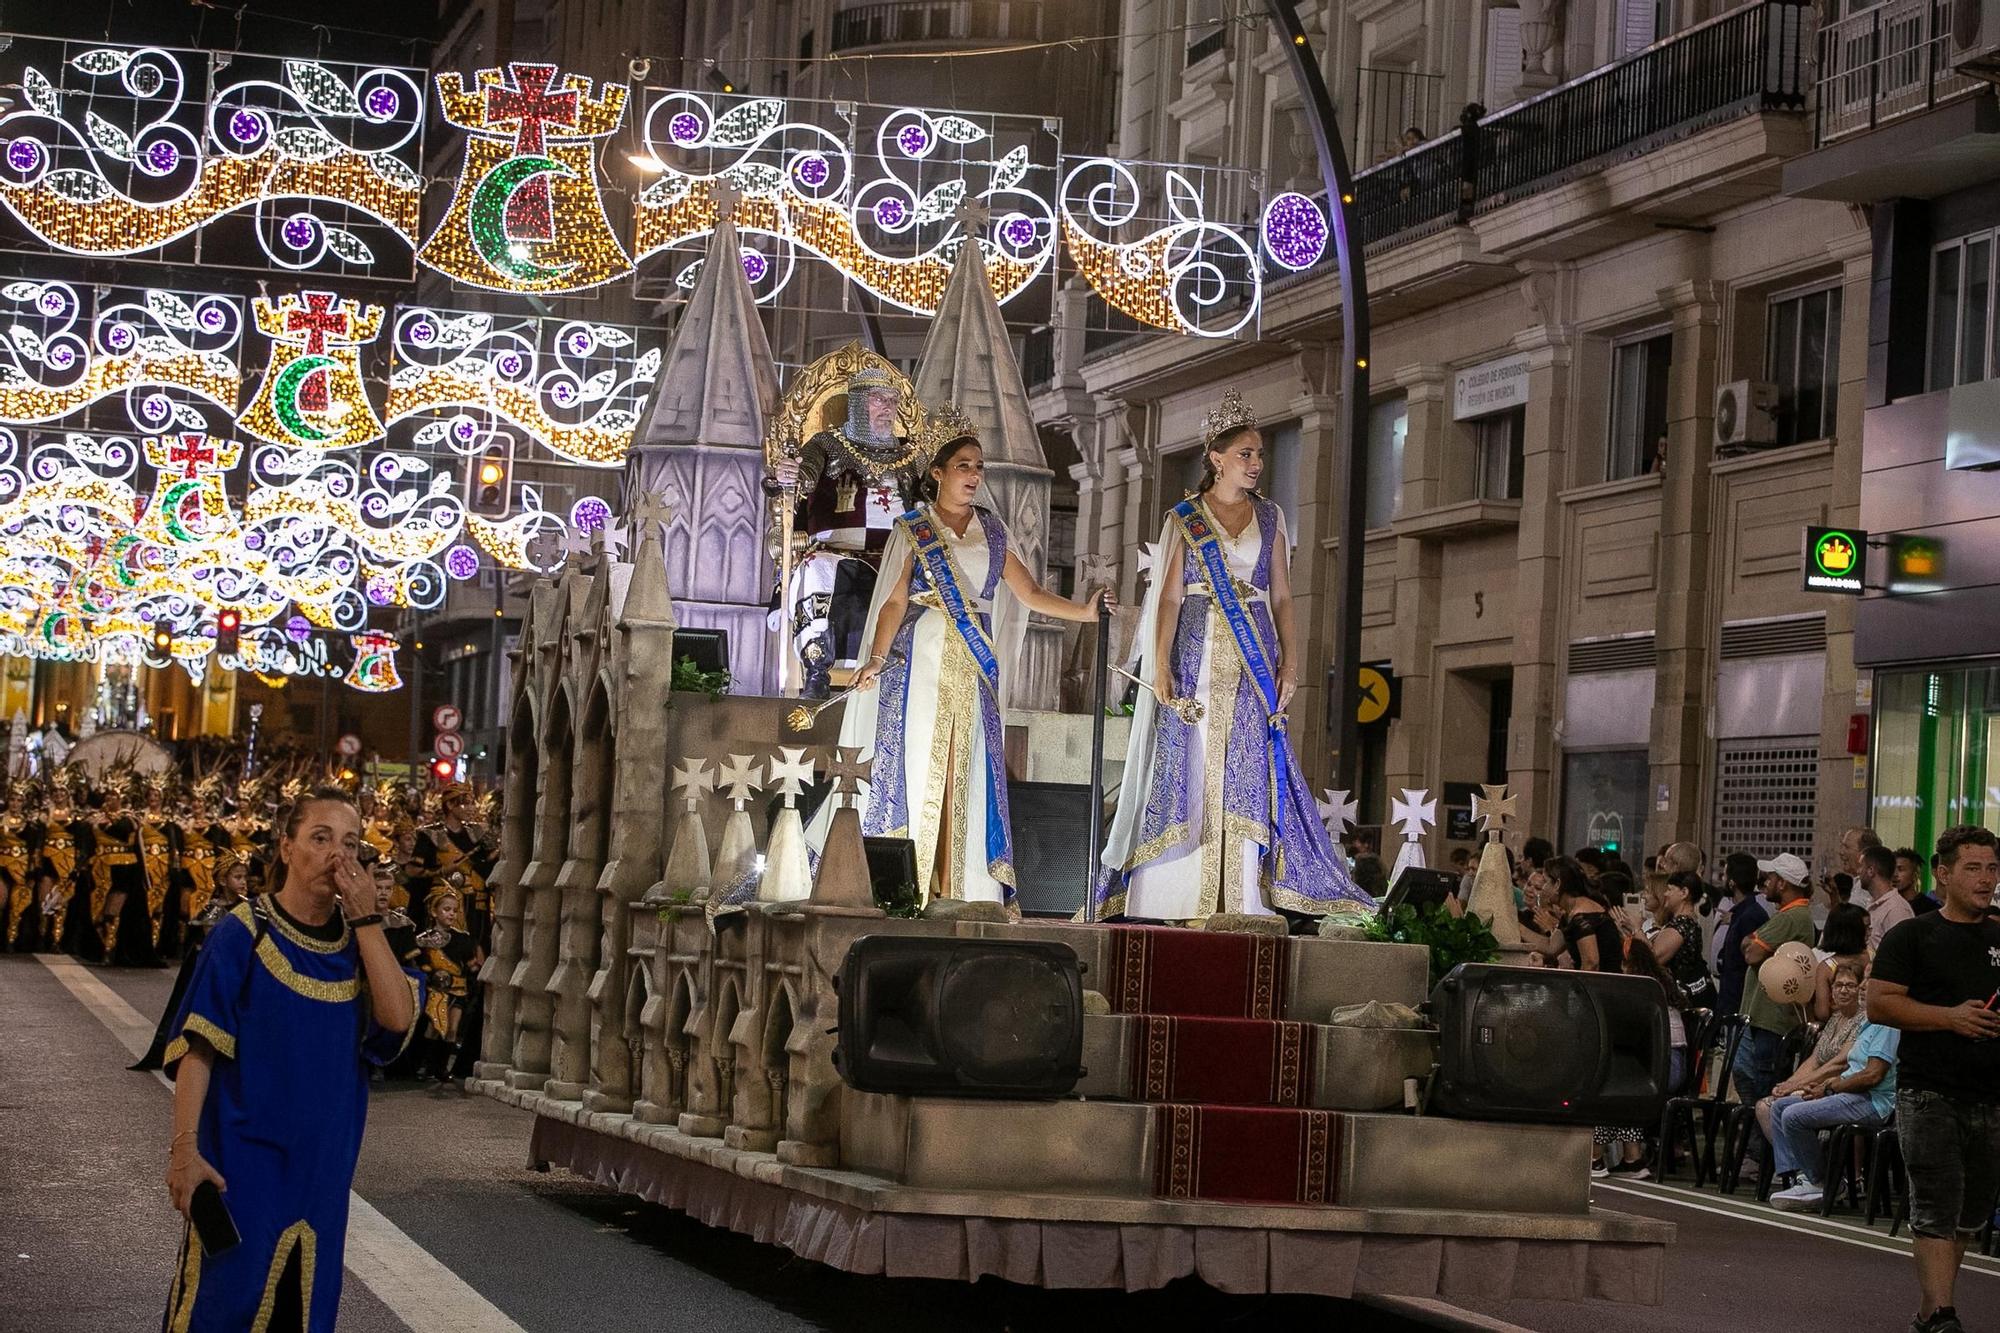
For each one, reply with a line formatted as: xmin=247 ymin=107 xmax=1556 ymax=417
xmin=39 ymin=955 xmax=529 ymax=1333
xmin=1595 ymin=1179 xmax=2000 ymax=1274
xmin=1361 ymin=1295 xmax=1544 ymax=1332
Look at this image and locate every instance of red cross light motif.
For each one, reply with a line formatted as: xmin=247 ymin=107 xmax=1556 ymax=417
xmin=483 ymin=63 xmax=579 ymax=243
xmin=284 ymin=292 xmax=349 ymax=413
xmin=168 ymin=434 xmax=216 ymax=480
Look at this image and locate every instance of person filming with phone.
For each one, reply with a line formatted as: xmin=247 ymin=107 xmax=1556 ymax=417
xmin=160 ymin=787 xmax=420 ymax=1333
xmin=1869 ymin=825 xmax=2000 ymax=1333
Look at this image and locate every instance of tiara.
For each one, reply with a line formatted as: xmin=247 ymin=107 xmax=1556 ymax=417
xmin=1202 ymin=388 xmax=1257 ymax=448
xmin=920 ymin=402 xmax=979 ymax=456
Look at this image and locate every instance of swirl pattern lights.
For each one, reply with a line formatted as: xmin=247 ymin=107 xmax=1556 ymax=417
xmin=385 ymin=306 xmax=660 ymax=467
xmin=1059 ymin=159 xmax=1261 ymax=338
xmin=237 ymin=290 xmax=386 ymax=449
xmin=418 ymin=62 xmax=633 ymax=293
xmin=633 ymin=93 xmax=1055 ymax=316
xmin=0 ymin=280 xmax=240 ymax=427
xmin=0 ymin=38 xmax=424 ymax=276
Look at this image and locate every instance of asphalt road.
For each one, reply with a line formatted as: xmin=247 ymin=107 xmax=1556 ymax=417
xmin=5 ymin=950 xmax=1996 ymax=1333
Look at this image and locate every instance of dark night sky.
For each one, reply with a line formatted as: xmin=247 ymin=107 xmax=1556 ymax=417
xmin=0 ymin=0 xmax=437 ymax=66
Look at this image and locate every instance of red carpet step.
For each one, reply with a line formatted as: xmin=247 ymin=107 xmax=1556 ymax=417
xmin=1131 ymin=1015 xmax=1316 ymax=1108
xmin=1105 ymin=925 xmax=1290 ymax=1021
xmin=1153 ymin=1103 xmax=1342 ymax=1205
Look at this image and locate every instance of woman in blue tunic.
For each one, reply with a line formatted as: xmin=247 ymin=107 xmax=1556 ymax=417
xmin=161 ymin=787 xmax=420 ymax=1332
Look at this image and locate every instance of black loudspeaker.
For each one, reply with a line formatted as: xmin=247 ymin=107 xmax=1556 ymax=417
xmin=1428 ymin=964 xmax=1671 ymax=1125
xmin=834 ymin=935 xmax=1085 ymax=1097
xmin=1007 ymin=780 xmax=1093 ymax=917
xmin=672 ymin=628 xmax=730 ymax=675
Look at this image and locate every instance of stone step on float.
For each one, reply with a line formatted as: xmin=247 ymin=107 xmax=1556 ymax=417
xmin=1079 ymin=1011 xmax=1436 ymax=1112
xmin=841 ymin=1090 xmax=1591 ymax=1213
xmin=951 ymin=920 xmax=1430 ymax=1020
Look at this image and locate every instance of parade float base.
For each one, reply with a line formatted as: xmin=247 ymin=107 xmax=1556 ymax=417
xmin=485 ymin=1088 xmax=1670 ymax=1302
xmin=474 ymin=915 xmax=1669 ymax=1302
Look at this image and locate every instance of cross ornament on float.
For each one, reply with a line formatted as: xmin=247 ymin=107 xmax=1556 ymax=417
xmin=238 ymin=291 xmax=386 ymax=449
xmin=1471 ymin=784 xmax=1516 ymax=842
xmin=826 ymin=745 xmax=872 ymax=810
xmin=714 ymin=754 xmax=761 ymax=809
xmin=1317 ymin=787 xmax=1359 ymax=838
xmin=420 ymin=61 xmax=633 ymax=293
xmin=671 ymin=758 xmax=715 ymax=811
xmin=767 ymin=746 xmax=815 ymax=808
xmin=1391 ymin=789 xmax=1437 ymax=842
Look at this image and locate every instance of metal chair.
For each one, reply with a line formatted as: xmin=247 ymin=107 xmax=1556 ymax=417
xmin=1660 ymin=1011 xmax=1749 ymax=1187
xmin=1654 ymin=1008 xmax=1720 ymax=1182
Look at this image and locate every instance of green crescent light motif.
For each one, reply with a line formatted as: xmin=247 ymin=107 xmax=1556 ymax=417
xmin=40 ymin=611 xmax=65 ymax=648
xmin=161 ymin=481 xmax=202 ymax=544
xmin=468 ymin=154 xmax=580 ymax=285
xmin=112 ymin=535 xmax=141 ymax=587
xmin=272 ymin=353 xmax=337 ymax=443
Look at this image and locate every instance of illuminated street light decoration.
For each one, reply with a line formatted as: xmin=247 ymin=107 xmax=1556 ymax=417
xmin=344 ymin=628 xmax=402 ymax=691
xmin=1058 ymin=158 xmax=1261 ymax=338
xmin=137 ymin=431 xmax=240 ymax=547
xmin=0 ymin=281 xmax=240 ymax=427
xmin=633 ymin=92 xmax=1055 ymax=314
xmin=385 ymin=305 xmax=659 ymax=466
xmin=419 ymin=61 xmax=632 ymax=293
xmin=0 ymin=39 xmax=424 ymax=274
xmin=1260 ymin=191 xmax=1330 ymax=272
xmin=237 ymin=290 xmax=386 ymax=449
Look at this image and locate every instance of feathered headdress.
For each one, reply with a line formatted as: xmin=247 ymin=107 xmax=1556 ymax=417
xmin=1202 ymin=388 xmax=1258 ymax=448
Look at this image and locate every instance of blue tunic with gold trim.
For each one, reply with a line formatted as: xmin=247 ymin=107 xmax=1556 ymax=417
xmin=161 ymin=899 xmax=420 ymax=1333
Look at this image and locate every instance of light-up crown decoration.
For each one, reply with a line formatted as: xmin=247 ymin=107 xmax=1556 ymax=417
xmin=1202 ymin=388 xmax=1257 ymax=449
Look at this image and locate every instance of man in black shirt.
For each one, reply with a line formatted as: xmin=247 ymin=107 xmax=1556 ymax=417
xmin=1870 ymin=825 xmax=2000 ymax=1333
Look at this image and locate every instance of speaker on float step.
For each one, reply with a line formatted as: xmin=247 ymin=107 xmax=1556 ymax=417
xmin=833 ymin=935 xmax=1084 ymax=1097
xmin=1428 ymin=963 xmax=1671 ymax=1126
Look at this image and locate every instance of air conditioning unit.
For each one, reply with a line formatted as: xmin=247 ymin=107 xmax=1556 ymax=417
xmin=1952 ymin=0 xmax=2000 ymax=82
xmin=1713 ymin=380 xmax=1779 ymax=455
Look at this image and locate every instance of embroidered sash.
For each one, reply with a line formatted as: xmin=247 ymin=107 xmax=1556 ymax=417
xmin=901 ymin=507 xmax=1000 ymax=692
xmin=1171 ymin=498 xmax=1282 ymax=732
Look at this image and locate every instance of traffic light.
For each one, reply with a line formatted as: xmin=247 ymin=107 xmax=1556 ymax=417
xmin=216 ymin=607 xmax=240 ymax=656
xmin=465 ymin=443 xmax=512 ymax=517
xmin=430 ymin=756 xmax=455 ymax=782
xmin=151 ymin=625 xmax=172 ymax=654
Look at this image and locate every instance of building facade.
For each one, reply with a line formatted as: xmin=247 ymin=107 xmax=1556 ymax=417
xmin=1036 ymin=0 xmax=1871 ymax=867
xmin=1783 ymin=0 xmax=2000 ymax=860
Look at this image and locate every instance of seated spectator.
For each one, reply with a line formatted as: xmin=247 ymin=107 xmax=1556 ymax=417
xmin=1525 ymin=857 xmax=1622 ymax=971
xmin=1646 ymin=870 xmax=1714 ymax=1006
xmin=1810 ymin=902 xmax=1870 ymax=1023
xmin=1735 ymin=856 xmax=1818 ymax=1149
xmin=1573 ymin=847 xmax=1605 ymax=882
xmin=1755 ymin=960 xmax=1868 ymax=1179
xmin=1894 ymin=846 xmax=1941 ymax=915
xmin=1768 ymin=1011 xmax=1900 ymax=1211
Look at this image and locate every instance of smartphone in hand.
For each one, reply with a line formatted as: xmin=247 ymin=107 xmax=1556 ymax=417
xmin=190 ymin=1179 xmax=240 ymax=1256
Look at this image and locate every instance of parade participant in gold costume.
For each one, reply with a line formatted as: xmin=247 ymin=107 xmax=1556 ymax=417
xmin=2 ymin=783 xmax=40 ymax=950
xmin=86 ymin=781 xmax=151 ymax=964
xmin=413 ymin=884 xmax=481 ymax=1088
xmin=175 ymin=779 xmax=230 ymax=932
xmin=362 ymin=781 xmax=401 ymax=863
xmin=223 ymin=777 xmax=269 ymax=892
xmin=137 ymin=774 xmax=181 ymax=953
xmin=837 ymin=411 xmax=1110 ymax=907
xmin=413 ymin=784 xmax=497 ymax=942
xmin=36 ymin=778 xmax=87 ymax=951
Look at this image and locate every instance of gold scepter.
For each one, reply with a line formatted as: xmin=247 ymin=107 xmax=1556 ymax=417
xmin=784 ymin=653 xmax=905 ymax=732
xmin=1107 ymin=664 xmax=1205 ymax=724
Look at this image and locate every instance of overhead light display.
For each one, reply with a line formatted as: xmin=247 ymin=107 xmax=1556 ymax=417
xmin=1059 ymin=158 xmax=1261 ymax=338
xmin=237 ymin=290 xmax=387 ymax=449
xmin=418 ymin=61 xmax=633 ymax=293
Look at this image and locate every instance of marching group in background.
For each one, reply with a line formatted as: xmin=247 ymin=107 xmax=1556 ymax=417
xmin=3 ymin=765 xmax=497 ymax=1086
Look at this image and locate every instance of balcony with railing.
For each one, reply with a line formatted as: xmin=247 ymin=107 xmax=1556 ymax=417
xmin=1813 ymin=0 xmax=1981 ymax=144
xmin=1354 ymin=66 xmax=1448 ymax=168
xmin=830 ymin=0 xmax=1043 ymax=53
xmin=1350 ymin=0 xmax=1810 ymax=251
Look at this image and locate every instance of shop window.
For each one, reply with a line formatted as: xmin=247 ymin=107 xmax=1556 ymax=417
xmin=1872 ymin=665 xmax=2000 ymax=856
xmin=1607 ymin=331 xmax=1671 ymax=481
xmin=1473 ymin=407 xmax=1524 ymax=500
xmin=1561 ymin=749 xmax=1650 ymax=860
xmin=1765 ymin=283 xmax=1843 ymax=445
xmin=1365 ymin=394 xmax=1406 ymax=529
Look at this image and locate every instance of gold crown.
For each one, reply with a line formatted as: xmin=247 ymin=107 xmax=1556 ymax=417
xmin=1202 ymin=388 xmax=1257 ymax=449
xmin=920 ymin=402 xmax=979 ymax=457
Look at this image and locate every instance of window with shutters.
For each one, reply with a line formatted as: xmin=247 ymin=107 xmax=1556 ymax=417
xmin=1474 ymin=407 xmax=1525 ymax=500
xmin=1766 ymin=283 xmax=1843 ymax=445
xmin=1617 ymin=0 xmax=1666 ymax=56
xmin=1366 ymin=395 xmax=1407 ymax=529
xmin=1484 ymin=6 xmax=1522 ymax=109
xmin=1607 ymin=330 xmax=1672 ymax=481
xmin=1712 ymin=738 xmax=1820 ymax=863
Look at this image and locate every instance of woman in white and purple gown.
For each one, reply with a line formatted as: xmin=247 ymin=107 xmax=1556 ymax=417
xmin=1093 ymin=390 xmax=1374 ymax=923
xmin=839 ymin=417 xmax=1109 ymax=909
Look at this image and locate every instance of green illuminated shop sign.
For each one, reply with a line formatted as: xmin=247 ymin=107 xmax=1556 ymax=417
xmin=1803 ymin=525 xmax=1865 ymax=595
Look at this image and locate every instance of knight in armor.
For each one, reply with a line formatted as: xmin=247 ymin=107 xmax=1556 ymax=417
xmin=412 ymin=783 xmax=497 ymax=945
xmin=412 ymin=884 xmax=481 ymax=1090
xmin=36 ymin=778 xmax=87 ymax=951
xmin=785 ymin=366 xmax=927 ymax=697
xmin=2 ymin=782 xmax=41 ymax=950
